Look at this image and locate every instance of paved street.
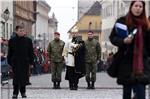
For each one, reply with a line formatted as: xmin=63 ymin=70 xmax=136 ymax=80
xmin=1 ymin=72 xmax=149 ymax=99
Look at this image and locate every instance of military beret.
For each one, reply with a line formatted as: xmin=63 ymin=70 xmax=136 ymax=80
xmin=54 ymin=32 xmax=60 ymax=35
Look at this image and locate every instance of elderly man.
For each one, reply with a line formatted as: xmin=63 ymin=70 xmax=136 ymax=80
xmin=63 ymin=31 xmax=85 ymax=90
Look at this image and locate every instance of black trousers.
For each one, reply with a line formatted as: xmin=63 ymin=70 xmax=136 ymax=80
xmin=65 ymin=66 xmax=79 ymax=85
xmin=13 ymin=85 xmax=26 ymax=95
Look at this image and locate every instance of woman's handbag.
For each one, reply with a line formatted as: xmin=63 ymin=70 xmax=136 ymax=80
xmin=107 ymin=51 xmax=124 ymax=78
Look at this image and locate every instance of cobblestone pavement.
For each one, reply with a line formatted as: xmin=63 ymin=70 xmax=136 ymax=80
xmin=1 ymin=72 xmax=149 ymax=99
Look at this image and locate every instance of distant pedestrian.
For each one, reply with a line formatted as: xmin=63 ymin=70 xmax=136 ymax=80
xmin=47 ymin=32 xmax=65 ymax=89
xmin=107 ymin=52 xmax=114 ymax=68
xmin=109 ymin=1 xmax=150 ymax=99
xmin=7 ymin=25 xmax=34 ymax=99
xmin=84 ymin=31 xmax=101 ymax=89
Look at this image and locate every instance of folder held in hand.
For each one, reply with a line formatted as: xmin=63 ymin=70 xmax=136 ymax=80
xmin=115 ymin=23 xmax=128 ymax=38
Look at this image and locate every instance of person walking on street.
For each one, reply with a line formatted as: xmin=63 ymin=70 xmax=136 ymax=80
xmin=47 ymin=32 xmax=65 ymax=89
xmin=63 ymin=31 xmax=85 ymax=90
xmin=84 ymin=31 xmax=101 ymax=89
xmin=7 ymin=25 xmax=34 ymax=99
xmin=109 ymin=1 xmax=150 ymax=99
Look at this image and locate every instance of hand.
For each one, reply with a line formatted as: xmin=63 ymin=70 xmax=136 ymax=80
xmin=48 ymin=60 xmax=50 ymax=64
xmin=123 ymin=37 xmax=133 ymax=44
xmin=30 ymin=65 xmax=34 ymax=68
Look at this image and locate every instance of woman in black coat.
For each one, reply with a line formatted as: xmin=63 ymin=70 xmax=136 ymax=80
xmin=7 ymin=25 xmax=34 ymax=98
xmin=109 ymin=1 xmax=150 ymax=99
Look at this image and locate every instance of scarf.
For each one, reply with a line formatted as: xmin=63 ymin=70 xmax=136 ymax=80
xmin=133 ymin=19 xmax=144 ymax=75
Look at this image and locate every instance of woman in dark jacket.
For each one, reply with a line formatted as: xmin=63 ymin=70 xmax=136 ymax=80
xmin=109 ymin=1 xmax=150 ymax=99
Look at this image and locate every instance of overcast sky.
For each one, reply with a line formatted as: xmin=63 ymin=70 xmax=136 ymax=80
xmin=45 ymin=0 xmax=78 ymax=41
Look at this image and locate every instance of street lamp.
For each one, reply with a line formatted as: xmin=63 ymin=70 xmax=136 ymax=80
xmin=3 ymin=8 xmax=10 ymax=22
xmin=1 ymin=8 xmax=10 ymax=38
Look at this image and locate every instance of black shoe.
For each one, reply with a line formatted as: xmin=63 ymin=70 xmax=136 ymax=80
xmin=90 ymin=86 xmax=95 ymax=89
xmin=73 ymin=86 xmax=78 ymax=90
xmin=69 ymin=85 xmax=74 ymax=90
xmin=26 ymin=82 xmax=32 ymax=85
xmin=21 ymin=93 xmax=27 ymax=98
xmin=56 ymin=86 xmax=61 ymax=89
xmin=12 ymin=94 xmax=18 ymax=99
xmin=52 ymin=86 xmax=57 ymax=89
xmin=87 ymin=86 xmax=91 ymax=89
xmin=69 ymin=82 xmax=73 ymax=90
xmin=72 ymin=84 xmax=78 ymax=90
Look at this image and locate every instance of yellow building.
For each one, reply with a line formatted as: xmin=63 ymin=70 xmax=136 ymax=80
xmin=69 ymin=1 xmax=102 ymax=44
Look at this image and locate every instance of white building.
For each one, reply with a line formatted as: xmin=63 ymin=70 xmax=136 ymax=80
xmin=102 ymin=0 xmax=127 ymax=55
xmin=48 ymin=13 xmax=58 ymax=42
xmin=35 ymin=0 xmax=51 ymax=50
xmin=0 ymin=0 xmax=13 ymax=39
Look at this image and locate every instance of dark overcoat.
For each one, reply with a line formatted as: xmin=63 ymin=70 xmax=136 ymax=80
xmin=74 ymin=39 xmax=86 ymax=78
xmin=109 ymin=16 xmax=150 ymax=85
xmin=7 ymin=35 xmax=34 ymax=86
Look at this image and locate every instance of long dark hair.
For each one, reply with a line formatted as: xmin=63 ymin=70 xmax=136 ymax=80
xmin=125 ymin=0 xmax=150 ymax=30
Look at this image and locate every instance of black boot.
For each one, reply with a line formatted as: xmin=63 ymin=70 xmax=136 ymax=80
xmin=12 ymin=94 xmax=18 ymax=99
xmin=57 ymin=82 xmax=61 ymax=89
xmin=87 ymin=82 xmax=91 ymax=89
xmin=53 ymin=82 xmax=57 ymax=89
xmin=21 ymin=93 xmax=27 ymax=98
xmin=73 ymin=83 xmax=78 ymax=90
xmin=91 ymin=81 xmax=95 ymax=89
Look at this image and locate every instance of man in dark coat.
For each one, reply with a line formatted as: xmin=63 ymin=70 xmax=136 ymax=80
xmin=7 ymin=25 xmax=34 ymax=99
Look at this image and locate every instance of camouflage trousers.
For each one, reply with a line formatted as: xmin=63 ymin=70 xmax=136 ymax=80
xmin=85 ymin=62 xmax=97 ymax=82
xmin=51 ymin=62 xmax=63 ymax=82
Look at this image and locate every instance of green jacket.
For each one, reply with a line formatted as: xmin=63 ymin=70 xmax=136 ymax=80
xmin=85 ymin=39 xmax=101 ymax=63
xmin=47 ymin=39 xmax=65 ymax=62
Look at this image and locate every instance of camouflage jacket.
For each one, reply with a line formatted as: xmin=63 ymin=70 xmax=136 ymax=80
xmin=47 ymin=40 xmax=65 ymax=62
xmin=85 ymin=39 xmax=101 ymax=63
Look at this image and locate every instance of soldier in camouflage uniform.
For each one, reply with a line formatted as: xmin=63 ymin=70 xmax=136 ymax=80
xmin=47 ymin=32 xmax=65 ymax=89
xmin=85 ymin=31 xmax=101 ymax=89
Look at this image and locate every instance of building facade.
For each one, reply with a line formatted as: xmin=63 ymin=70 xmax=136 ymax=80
xmin=48 ymin=13 xmax=58 ymax=42
xmin=102 ymin=0 xmax=127 ymax=57
xmin=36 ymin=0 xmax=50 ymax=51
xmin=14 ymin=1 xmax=35 ymax=36
xmin=70 ymin=1 xmax=102 ymax=43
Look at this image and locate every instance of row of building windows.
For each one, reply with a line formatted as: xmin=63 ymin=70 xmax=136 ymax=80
xmin=15 ymin=1 xmax=34 ymax=12
xmin=102 ymin=1 xmax=126 ymax=19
